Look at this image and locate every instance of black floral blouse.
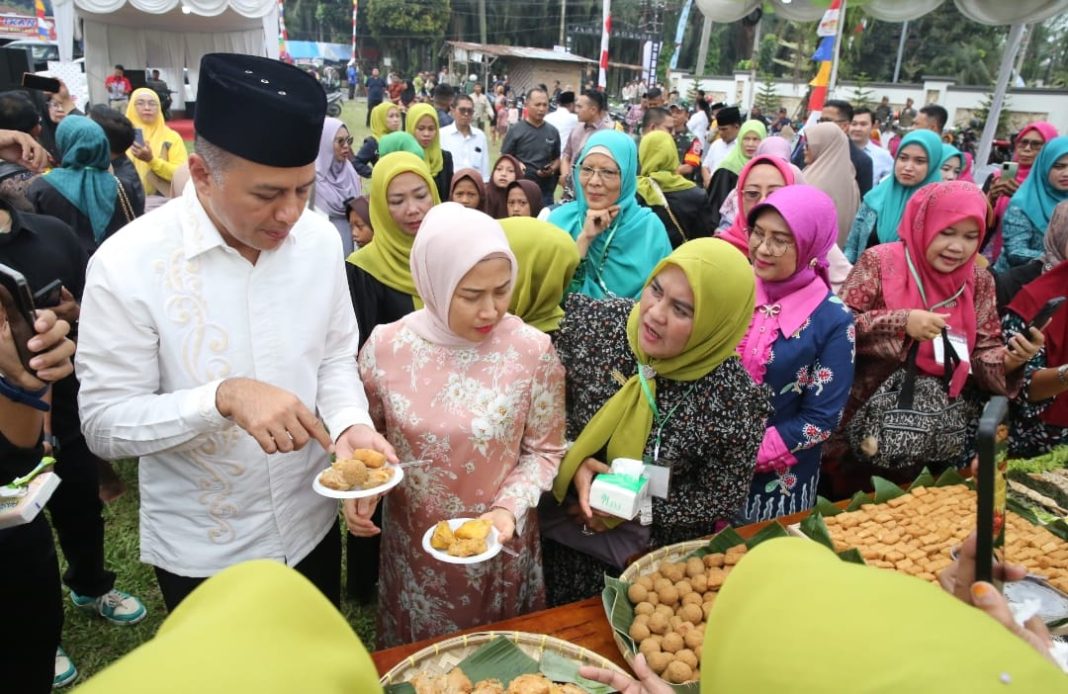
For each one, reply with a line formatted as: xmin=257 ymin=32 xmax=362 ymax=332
xmin=554 ymin=293 xmax=770 ymax=545
xmin=1002 ymin=311 xmax=1068 ymax=458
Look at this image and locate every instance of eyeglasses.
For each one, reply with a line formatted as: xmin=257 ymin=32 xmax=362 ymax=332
xmin=134 ymin=100 xmax=157 ymax=109
xmin=747 ymin=225 xmax=795 ymax=257
xmin=335 ymin=136 xmax=354 ymax=146
xmin=457 ymin=107 xmax=474 ymax=115
xmin=578 ymin=165 xmax=620 ymax=182
xmin=47 ymin=101 xmax=64 ymax=111
xmin=1017 ymin=138 xmax=1044 ymax=151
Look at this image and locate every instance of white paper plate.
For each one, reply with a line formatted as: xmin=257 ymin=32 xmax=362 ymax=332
xmin=421 ymin=517 xmax=503 ymax=565
xmin=312 ymin=464 xmax=404 ymax=499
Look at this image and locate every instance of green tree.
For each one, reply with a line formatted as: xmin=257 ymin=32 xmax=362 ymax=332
xmin=850 ymin=72 xmax=873 ymax=108
xmin=755 ymin=75 xmax=779 ymax=112
xmin=973 ymin=92 xmax=1012 ymax=138
xmin=366 ymin=0 xmax=450 ymax=73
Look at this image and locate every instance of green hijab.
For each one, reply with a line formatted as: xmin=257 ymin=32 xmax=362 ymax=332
xmin=369 ymin=102 xmax=397 ymax=141
xmin=864 ymin=129 xmax=943 ymax=243
xmin=347 ymin=152 xmax=440 ymax=304
xmin=46 ymin=115 xmax=117 ymax=242
xmin=405 ymin=103 xmax=444 ymax=176
xmin=499 ymin=217 xmax=580 ymax=333
xmin=715 ymin=119 xmax=767 ymax=175
xmin=551 ymin=237 xmax=755 ymax=502
xmin=378 ymin=132 xmax=425 ymax=159
xmin=703 ymin=538 xmax=1064 ymax=691
xmin=636 ymin=130 xmax=695 ymax=207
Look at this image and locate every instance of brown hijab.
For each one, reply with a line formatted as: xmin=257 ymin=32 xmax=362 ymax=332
xmin=504 ymin=179 xmax=544 ymax=218
xmin=801 ymin=122 xmax=860 ymax=247
xmin=486 ymin=153 xmax=525 ymax=219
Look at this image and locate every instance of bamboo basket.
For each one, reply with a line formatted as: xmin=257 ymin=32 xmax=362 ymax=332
xmin=379 ymin=630 xmax=629 ymax=687
xmin=610 ymin=539 xmax=714 ymax=689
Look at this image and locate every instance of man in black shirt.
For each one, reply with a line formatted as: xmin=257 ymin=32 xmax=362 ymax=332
xmin=364 ymin=68 xmax=387 ymax=127
xmin=501 ymin=87 xmax=561 ymax=207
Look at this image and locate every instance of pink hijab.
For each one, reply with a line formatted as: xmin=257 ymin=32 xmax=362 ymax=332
xmin=404 ymin=202 xmax=519 ymax=348
xmin=747 ymin=184 xmax=838 ymax=302
xmin=880 ymin=181 xmax=988 ymax=397
xmin=718 ymin=154 xmax=801 ymax=254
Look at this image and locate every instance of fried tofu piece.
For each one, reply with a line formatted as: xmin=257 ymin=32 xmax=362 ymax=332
xmin=455 ymin=518 xmax=492 ymax=540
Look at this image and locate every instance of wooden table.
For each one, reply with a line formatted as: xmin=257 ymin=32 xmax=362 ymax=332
xmin=372 ymin=507 xmax=822 ymax=675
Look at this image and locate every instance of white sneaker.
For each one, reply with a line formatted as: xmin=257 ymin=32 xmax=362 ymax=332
xmin=53 ymin=646 xmax=78 ymax=688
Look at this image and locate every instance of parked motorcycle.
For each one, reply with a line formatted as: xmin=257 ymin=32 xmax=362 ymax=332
xmin=325 ymin=88 xmax=343 ymax=118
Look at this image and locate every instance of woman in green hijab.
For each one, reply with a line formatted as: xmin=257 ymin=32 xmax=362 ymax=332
xmin=704 ymin=119 xmax=767 ymax=232
xmin=636 ymin=131 xmax=716 ymax=248
xmin=352 ymin=101 xmax=403 ymax=177
xmin=378 ymin=131 xmax=425 ymax=160
xmin=27 ymin=114 xmax=135 ymax=253
xmin=406 ymin=103 xmax=453 ymax=202
xmin=498 ymin=216 xmax=580 ymax=334
xmin=539 ymin=237 xmax=771 ymax=606
xmin=344 ymin=151 xmax=439 ymax=603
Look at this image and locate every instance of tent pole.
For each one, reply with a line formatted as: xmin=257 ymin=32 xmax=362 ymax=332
xmin=695 ymin=15 xmax=712 ymax=76
xmin=975 ymin=22 xmax=1026 ymax=170
xmin=892 ymin=20 xmax=908 ymax=83
xmin=827 ymin=0 xmax=846 ymax=96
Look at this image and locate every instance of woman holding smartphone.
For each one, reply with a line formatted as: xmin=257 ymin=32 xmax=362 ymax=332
xmin=124 ymin=88 xmax=188 ymax=207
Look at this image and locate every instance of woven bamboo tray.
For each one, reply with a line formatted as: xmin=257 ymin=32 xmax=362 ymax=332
xmin=611 ymin=539 xmax=718 ymax=690
xmin=379 ymin=630 xmax=629 ymax=687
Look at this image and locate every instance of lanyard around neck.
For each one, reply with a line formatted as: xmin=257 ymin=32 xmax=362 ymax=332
xmin=904 ymin=248 xmax=966 ymax=311
xmin=636 ymin=364 xmax=698 ymax=463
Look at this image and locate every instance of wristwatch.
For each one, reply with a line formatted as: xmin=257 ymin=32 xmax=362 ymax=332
xmin=1057 ymin=364 xmax=1068 ymax=385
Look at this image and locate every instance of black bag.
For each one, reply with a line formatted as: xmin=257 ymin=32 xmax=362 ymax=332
xmin=847 ymin=330 xmax=980 ymax=470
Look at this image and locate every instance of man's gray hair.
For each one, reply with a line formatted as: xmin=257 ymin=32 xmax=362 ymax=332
xmin=193 ymin=135 xmax=234 ymax=183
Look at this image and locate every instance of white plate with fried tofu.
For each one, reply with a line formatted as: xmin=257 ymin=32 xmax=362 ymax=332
xmin=422 ymin=517 xmax=502 ymax=564
xmin=312 ymin=449 xmax=404 ymax=499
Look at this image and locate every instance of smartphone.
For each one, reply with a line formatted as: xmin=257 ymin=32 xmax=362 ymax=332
xmin=21 ymin=73 xmax=61 ymax=94
xmin=976 ymin=396 xmax=1010 ymax=588
xmin=0 ymin=263 xmax=38 ymax=374
xmin=1027 ymin=296 xmax=1066 ymax=333
xmin=1002 ymin=161 xmax=1019 ymax=180
xmin=32 ymin=280 xmax=62 ymax=309
xmin=133 ymin=128 xmax=145 ymax=147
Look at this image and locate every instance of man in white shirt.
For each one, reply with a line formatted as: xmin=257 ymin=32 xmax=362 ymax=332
xmin=440 ymin=93 xmax=490 ymax=181
xmin=76 ymin=53 xmax=395 ymax=612
xmin=701 ymin=106 xmax=741 ymax=187
xmin=850 ymin=106 xmax=895 ymax=184
xmin=544 ymin=91 xmax=578 ymax=149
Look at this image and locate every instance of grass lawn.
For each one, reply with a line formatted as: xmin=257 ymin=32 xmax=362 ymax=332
xmin=56 ymin=460 xmax=378 ymax=681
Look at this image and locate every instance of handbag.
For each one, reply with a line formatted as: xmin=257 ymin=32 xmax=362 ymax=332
xmin=847 ymin=329 xmax=979 ymax=470
xmin=113 ymin=175 xmax=136 ymax=224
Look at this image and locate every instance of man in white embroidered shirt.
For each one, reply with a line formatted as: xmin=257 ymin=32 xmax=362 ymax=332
xmin=75 ymin=53 xmax=395 ymax=612
xmin=439 ymin=93 xmax=490 ymax=181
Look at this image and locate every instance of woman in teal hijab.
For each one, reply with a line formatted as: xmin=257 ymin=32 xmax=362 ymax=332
xmin=26 ymin=115 xmax=129 ymax=251
xmin=548 ymin=130 xmax=672 ymax=299
xmin=843 ymin=129 xmax=943 ymax=262
xmin=996 ymin=135 xmax=1068 ymax=271
xmin=939 ymin=145 xmax=965 ymax=181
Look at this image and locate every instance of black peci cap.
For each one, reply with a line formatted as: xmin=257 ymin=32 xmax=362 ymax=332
xmin=195 ymin=53 xmax=326 ymax=168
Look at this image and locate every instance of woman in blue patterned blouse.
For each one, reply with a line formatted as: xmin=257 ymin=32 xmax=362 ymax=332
xmin=736 ymin=185 xmax=855 ymax=523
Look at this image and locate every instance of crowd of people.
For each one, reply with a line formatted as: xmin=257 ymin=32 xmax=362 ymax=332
xmin=2 ymin=51 xmax=1067 ymax=691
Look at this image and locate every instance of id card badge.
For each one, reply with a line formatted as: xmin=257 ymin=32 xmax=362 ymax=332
xmin=641 ymin=460 xmax=672 ymax=500
xmin=934 ymin=330 xmax=971 ymax=372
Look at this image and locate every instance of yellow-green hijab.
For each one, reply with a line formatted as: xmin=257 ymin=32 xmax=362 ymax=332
xmin=636 ymin=130 xmax=695 ymax=207
xmin=74 ymin=561 xmax=382 ymax=693
xmin=499 ymin=217 xmax=580 ymax=333
xmin=348 ymin=151 xmax=440 ymax=304
xmin=715 ymin=119 xmax=767 ymax=175
xmin=369 ymin=101 xmax=397 ymax=141
xmin=405 ymin=103 xmax=444 ymax=176
xmin=552 ymin=238 xmax=755 ymax=502
xmin=703 ymin=538 xmax=1065 ymax=691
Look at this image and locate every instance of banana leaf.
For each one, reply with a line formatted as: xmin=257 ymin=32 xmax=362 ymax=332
xmin=871 ymin=475 xmax=906 ymax=503
xmin=456 ymin=635 xmax=539 ymax=685
xmin=539 ymin=650 xmax=617 ymax=694
xmin=799 ymin=512 xmax=834 ymax=551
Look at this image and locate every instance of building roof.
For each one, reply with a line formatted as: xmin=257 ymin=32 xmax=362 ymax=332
xmin=447 ymin=41 xmax=595 ymax=65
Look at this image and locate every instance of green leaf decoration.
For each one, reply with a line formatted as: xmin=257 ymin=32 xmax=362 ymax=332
xmin=602 ymin=575 xmax=636 ymax=651
xmin=836 ymin=547 xmax=866 ymax=565
xmin=934 ymin=468 xmax=969 ymax=487
xmin=844 ymin=490 xmax=872 ymax=512
xmin=814 ymin=494 xmax=842 ymax=517
xmin=539 ymin=650 xmax=617 ymax=694
xmin=744 ymin=520 xmax=790 ymax=549
xmin=456 ymin=635 xmax=540 ymax=687
xmin=684 ymin=527 xmax=746 ymax=558
xmin=871 ymin=475 xmax=907 ymax=503
xmin=906 ymin=467 xmax=936 ymax=490
xmin=765 ymin=478 xmax=781 ymax=493
xmin=799 ymin=512 xmax=835 ymax=551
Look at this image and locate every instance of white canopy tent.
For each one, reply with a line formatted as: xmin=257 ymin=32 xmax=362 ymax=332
xmin=52 ymin=0 xmax=279 ymax=111
xmin=693 ymin=0 xmax=1068 ymax=171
